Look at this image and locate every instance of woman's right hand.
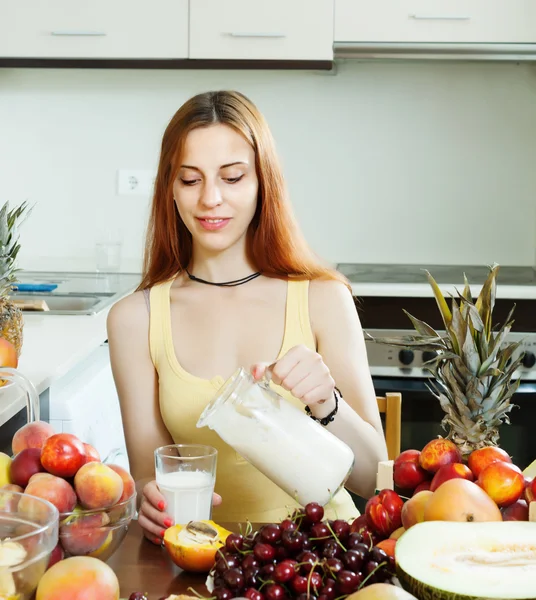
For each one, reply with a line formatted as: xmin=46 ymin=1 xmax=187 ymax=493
xmin=139 ymin=480 xmax=223 ymax=545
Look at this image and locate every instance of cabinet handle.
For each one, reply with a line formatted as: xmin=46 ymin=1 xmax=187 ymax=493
xmin=226 ymin=32 xmax=286 ymax=39
xmin=409 ymin=14 xmax=471 ymax=21
xmin=50 ymin=30 xmax=107 ymax=36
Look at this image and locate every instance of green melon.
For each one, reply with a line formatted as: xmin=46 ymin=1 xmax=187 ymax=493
xmin=395 ymin=520 xmax=536 ymax=600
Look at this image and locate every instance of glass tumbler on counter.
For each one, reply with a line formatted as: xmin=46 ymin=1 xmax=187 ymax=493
xmin=95 ymin=240 xmax=122 ymax=272
xmin=154 ymin=444 xmax=217 ymax=525
xmin=196 ymin=368 xmax=355 ymax=507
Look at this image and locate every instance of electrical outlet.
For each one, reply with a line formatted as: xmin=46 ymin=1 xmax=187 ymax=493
xmin=117 ymin=169 xmax=156 ymax=196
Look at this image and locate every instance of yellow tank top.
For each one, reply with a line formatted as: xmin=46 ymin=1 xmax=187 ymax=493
xmin=149 ymin=278 xmax=359 ymax=523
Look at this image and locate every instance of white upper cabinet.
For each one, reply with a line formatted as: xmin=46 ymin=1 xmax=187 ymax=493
xmin=0 ymin=0 xmax=189 ymax=58
xmin=189 ymin=0 xmax=334 ymax=61
xmin=335 ymin=0 xmax=536 ymax=44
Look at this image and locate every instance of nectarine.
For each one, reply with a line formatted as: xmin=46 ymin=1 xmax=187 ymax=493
xmin=365 ymin=489 xmax=404 ymax=537
xmin=477 ymin=461 xmax=524 ymax=507
xmin=467 ymin=446 xmax=512 ymax=478
xmin=393 ymin=450 xmax=429 ymax=491
xmin=74 ymin=462 xmax=123 ymax=510
xmin=502 ymin=499 xmax=529 ymax=521
xmin=22 ymin=472 xmax=77 ymax=514
xmin=430 ymin=463 xmax=474 ymax=492
xmin=107 ymin=463 xmax=135 ymax=502
xmin=10 ymin=447 xmax=44 ymax=487
xmin=419 ymin=438 xmax=462 ymax=473
xmin=41 ymin=433 xmax=86 ymax=478
xmin=83 ymin=443 xmax=101 ymax=464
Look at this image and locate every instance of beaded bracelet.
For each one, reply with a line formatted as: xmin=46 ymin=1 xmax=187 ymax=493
xmin=305 ymin=387 xmax=341 ymax=426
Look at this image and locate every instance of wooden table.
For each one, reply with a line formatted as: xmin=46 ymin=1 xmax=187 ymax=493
xmin=109 ymin=521 xmax=238 ymax=600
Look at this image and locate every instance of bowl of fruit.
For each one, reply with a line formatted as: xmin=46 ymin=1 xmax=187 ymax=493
xmin=0 ymin=489 xmax=59 ymax=599
xmin=8 ymin=421 xmax=137 ymax=563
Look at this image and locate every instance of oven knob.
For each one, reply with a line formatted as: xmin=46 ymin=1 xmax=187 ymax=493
xmin=522 ymin=352 xmax=536 ymax=368
xmin=422 ymin=351 xmax=437 ymax=363
xmin=399 ymin=349 xmax=415 ymax=366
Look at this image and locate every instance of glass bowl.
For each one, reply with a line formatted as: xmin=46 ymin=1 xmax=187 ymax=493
xmin=58 ymin=493 xmax=136 ymax=562
xmin=0 ymin=489 xmax=59 ymax=599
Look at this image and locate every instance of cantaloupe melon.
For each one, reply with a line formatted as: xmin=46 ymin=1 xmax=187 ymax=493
xmin=395 ymin=521 xmax=536 ymax=599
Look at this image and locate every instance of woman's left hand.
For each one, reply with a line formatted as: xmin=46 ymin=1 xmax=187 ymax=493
xmin=251 ymin=344 xmax=335 ymax=408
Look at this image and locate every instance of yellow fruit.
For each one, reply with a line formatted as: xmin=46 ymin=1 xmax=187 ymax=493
xmin=0 ymin=453 xmax=12 ymax=488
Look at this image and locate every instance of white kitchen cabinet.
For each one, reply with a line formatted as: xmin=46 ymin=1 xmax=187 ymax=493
xmin=0 ymin=0 xmax=188 ymax=59
xmin=189 ymin=0 xmax=334 ymax=61
xmin=335 ymin=0 xmax=536 ymax=44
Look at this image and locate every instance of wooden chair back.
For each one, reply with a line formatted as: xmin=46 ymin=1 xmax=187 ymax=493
xmin=376 ymin=392 xmax=402 ymax=460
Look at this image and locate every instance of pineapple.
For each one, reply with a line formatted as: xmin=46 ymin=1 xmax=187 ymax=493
xmin=0 ymin=201 xmax=32 ymax=357
xmin=368 ymin=264 xmax=523 ymax=457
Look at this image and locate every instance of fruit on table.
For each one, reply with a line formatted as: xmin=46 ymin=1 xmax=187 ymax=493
xmin=41 ymin=433 xmax=86 ymax=478
xmin=393 ymin=450 xmax=428 ymax=490
xmin=21 ymin=472 xmax=77 ymax=514
xmin=108 ymin=463 xmax=136 ymax=503
xmin=401 ymin=491 xmax=433 ymax=530
xmin=467 ymin=445 xmax=512 ymax=478
xmin=525 ymin=477 xmax=536 ymax=503
xmin=501 ymin=499 xmax=529 ymax=521
xmin=60 ymin=509 xmax=111 ymax=555
xmin=477 ymin=461 xmax=524 ymax=507
xmin=0 ymin=452 xmax=12 ymax=487
xmin=47 ymin=543 xmax=64 ymax=569
xmin=412 ymin=480 xmax=431 ymax=495
xmin=395 ymin=520 xmax=536 ymax=599
xmin=36 ymin=555 xmax=120 ymax=599
xmin=9 ymin=447 xmax=44 ymax=487
xmin=418 ymin=438 xmax=462 ymax=474
xmin=424 ymin=478 xmax=502 ymax=522
xmin=389 ymin=527 xmax=405 ymax=540
xmin=74 ymin=462 xmax=123 ymax=510
xmin=429 ymin=463 xmax=473 ymax=492
xmin=375 ymin=539 xmax=396 ymax=561
xmin=164 ymin=520 xmax=231 ymax=573
xmin=346 ymin=583 xmax=417 ymax=599
xmin=11 ymin=421 xmax=55 ymax=455
xmin=83 ymin=443 xmax=101 ymax=463
xmin=365 ymin=489 xmax=404 ymax=537
xmin=0 ymin=337 xmax=18 ymax=371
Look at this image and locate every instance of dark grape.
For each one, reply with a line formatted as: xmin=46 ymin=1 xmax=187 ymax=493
xmin=324 ymin=558 xmax=343 ymax=575
xmin=254 ymin=542 xmax=276 ymax=562
xmin=331 ymin=520 xmax=350 ymax=542
xmin=244 ymin=566 xmax=260 ymax=587
xmin=242 ymin=554 xmax=261 ymax=570
xmin=226 ymin=533 xmax=245 ymax=553
xmin=245 ymin=588 xmax=264 ymax=600
xmin=260 ymin=524 xmax=282 ymax=544
xmin=291 ymin=575 xmax=309 ymax=595
xmin=370 ymin=546 xmax=389 ymax=565
xmin=223 ymin=568 xmax=245 ymax=590
xmin=260 ymin=563 xmax=276 ymax=579
xmin=265 ymin=583 xmax=287 ymax=600
xmin=280 ymin=519 xmax=297 ymax=532
xmin=346 ymin=533 xmax=364 ymax=549
xmin=322 ymin=540 xmax=342 ymax=559
xmin=304 ymin=502 xmax=324 ymax=524
xmin=336 ymin=570 xmax=362 ymax=594
xmin=213 ymin=587 xmax=234 ymax=600
xmin=274 ymin=561 xmax=295 ymax=583
xmin=342 ymin=549 xmax=366 ymax=572
xmin=282 ymin=530 xmax=305 ymax=553
xmin=310 ymin=522 xmax=331 ymax=542
xmin=128 ymin=594 xmax=148 ymax=600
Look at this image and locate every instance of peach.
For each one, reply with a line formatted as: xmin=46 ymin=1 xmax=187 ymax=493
xmin=0 ymin=337 xmax=18 ymax=369
xmin=47 ymin=543 xmax=64 ymax=569
xmin=36 ymin=556 xmax=120 ymax=600
xmin=41 ymin=433 xmax=86 ymax=478
xmin=430 ymin=463 xmax=474 ymax=492
xmin=107 ymin=464 xmax=136 ymax=502
xmin=1 ymin=483 xmax=24 ymax=493
xmin=401 ymin=490 xmax=433 ymax=530
xmin=424 ymin=478 xmax=502 ymax=522
xmin=60 ymin=511 xmax=110 ymax=555
xmin=21 ymin=472 xmax=77 ymax=514
xmin=346 ymin=583 xmax=417 ymax=599
xmin=10 ymin=447 xmax=45 ymax=487
xmin=501 ymin=499 xmax=529 ymax=521
xmin=393 ymin=450 xmax=429 ymax=491
xmin=412 ymin=480 xmax=431 ymax=496
xmin=83 ymin=443 xmax=101 ymax=463
xmin=477 ymin=461 xmax=524 ymax=507
xmin=467 ymin=446 xmax=512 ymax=478
xmin=419 ymin=438 xmax=462 ymax=473
xmin=74 ymin=462 xmax=123 ymax=510
xmin=12 ymin=420 xmax=55 ymax=455
xmin=389 ymin=526 xmax=405 ymax=540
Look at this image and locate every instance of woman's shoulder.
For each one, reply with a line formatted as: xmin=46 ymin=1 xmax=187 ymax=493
xmin=308 ymin=278 xmax=357 ymax=327
xmin=107 ymin=289 xmax=148 ymax=334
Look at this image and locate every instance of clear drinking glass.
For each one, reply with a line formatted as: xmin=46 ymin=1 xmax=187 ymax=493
xmin=95 ymin=241 xmax=122 ymax=272
xmin=197 ymin=368 xmax=355 ymax=507
xmin=154 ymin=444 xmax=217 ymax=525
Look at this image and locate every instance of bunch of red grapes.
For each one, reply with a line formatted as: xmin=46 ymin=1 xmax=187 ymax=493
xmin=211 ymin=502 xmax=395 ymax=600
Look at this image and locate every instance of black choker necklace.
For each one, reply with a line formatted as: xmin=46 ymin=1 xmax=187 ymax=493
xmin=185 ymin=268 xmax=262 ymax=287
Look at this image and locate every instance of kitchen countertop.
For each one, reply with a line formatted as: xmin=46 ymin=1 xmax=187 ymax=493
xmin=0 ymin=273 xmax=140 ymax=427
xmin=350 ymin=282 xmax=536 ymax=299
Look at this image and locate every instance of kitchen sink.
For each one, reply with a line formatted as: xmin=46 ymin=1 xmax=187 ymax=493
xmin=12 ymin=294 xmax=112 ymax=314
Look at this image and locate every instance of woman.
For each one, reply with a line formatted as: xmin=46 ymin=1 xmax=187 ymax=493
xmin=107 ymin=90 xmax=387 ymax=545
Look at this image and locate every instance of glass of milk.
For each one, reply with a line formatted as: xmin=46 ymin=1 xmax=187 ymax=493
xmin=196 ymin=368 xmax=355 ymax=507
xmin=154 ymin=444 xmax=217 ymax=525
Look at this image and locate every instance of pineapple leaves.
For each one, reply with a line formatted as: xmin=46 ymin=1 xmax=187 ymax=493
xmin=402 ymin=310 xmax=440 ymax=338
xmin=424 ymin=270 xmax=452 ymax=329
xmin=475 ymin=263 xmax=499 ymax=342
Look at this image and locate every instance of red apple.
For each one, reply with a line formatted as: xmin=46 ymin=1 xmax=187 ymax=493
xmin=365 ymin=489 xmax=404 ymax=537
xmin=10 ymin=448 xmax=44 ymax=487
xmin=41 ymin=434 xmax=86 ymax=478
xmin=502 ymin=499 xmax=529 ymax=521
xmin=393 ymin=449 xmax=429 ymax=491
xmin=430 ymin=463 xmax=474 ymax=492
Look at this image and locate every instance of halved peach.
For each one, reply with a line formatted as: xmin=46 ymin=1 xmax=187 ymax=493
xmin=163 ymin=520 xmax=231 ymax=573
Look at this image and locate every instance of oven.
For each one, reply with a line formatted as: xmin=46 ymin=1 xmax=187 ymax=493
xmin=340 ymin=263 xmax=536 ymax=471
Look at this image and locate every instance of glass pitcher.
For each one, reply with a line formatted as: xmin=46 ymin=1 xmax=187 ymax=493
xmin=0 ymin=367 xmax=40 ymax=424
xmin=197 ymin=368 xmax=354 ymax=507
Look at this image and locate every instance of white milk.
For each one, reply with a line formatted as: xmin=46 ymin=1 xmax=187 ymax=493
xmin=156 ymin=470 xmax=214 ymax=525
xmin=198 ymin=381 xmax=355 ymax=507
